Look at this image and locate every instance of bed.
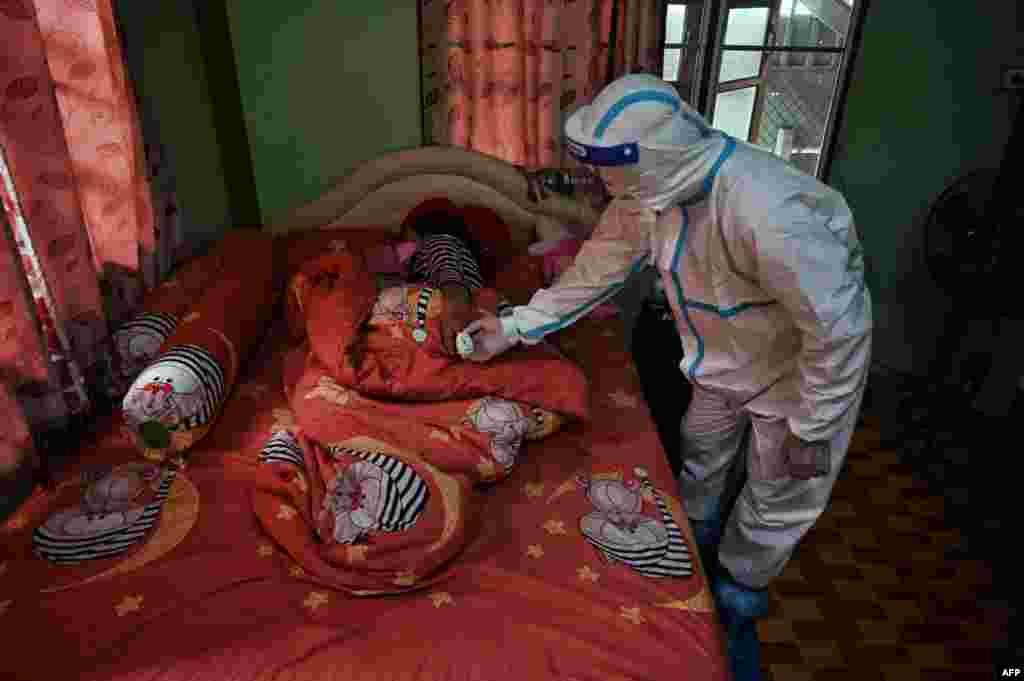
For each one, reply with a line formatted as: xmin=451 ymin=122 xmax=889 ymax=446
xmin=0 ymin=146 xmax=730 ymax=681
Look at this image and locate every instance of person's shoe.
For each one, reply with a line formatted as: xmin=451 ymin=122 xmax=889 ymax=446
xmin=719 ymin=610 xmax=764 ymax=681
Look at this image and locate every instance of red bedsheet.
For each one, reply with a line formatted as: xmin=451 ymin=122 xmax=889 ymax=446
xmin=0 ymin=314 xmax=729 ymax=681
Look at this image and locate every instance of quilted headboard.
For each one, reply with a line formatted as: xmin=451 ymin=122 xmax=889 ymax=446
xmin=268 ymin=146 xmax=601 ymax=249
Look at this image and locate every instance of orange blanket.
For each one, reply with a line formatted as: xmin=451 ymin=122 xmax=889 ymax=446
xmin=252 ymin=252 xmax=591 ymax=595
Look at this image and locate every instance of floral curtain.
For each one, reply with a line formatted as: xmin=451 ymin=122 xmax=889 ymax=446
xmin=420 ymin=0 xmax=665 ymax=171
xmin=1 ymin=0 xmax=173 ymax=482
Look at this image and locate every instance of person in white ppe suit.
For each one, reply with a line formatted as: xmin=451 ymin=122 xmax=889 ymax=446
xmin=464 ymin=73 xmax=872 ymax=679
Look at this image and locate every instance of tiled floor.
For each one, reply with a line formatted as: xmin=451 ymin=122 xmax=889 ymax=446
xmin=756 ymin=412 xmax=1016 ymax=681
xmin=631 ymin=305 xmax=1019 ymax=679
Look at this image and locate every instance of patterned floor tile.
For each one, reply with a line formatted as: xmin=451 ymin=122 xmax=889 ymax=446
xmin=754 ymin=414 xmax=1013 ymax=678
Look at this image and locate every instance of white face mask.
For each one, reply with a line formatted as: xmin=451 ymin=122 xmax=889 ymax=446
xmin=597 ymin=167 xmax=641 ymax=198
xmin=595 ymin=134 xmax=727 ymax=212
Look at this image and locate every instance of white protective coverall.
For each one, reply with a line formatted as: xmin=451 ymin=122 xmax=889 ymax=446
xmin=499 ymin=74 xmax=873 ymax=589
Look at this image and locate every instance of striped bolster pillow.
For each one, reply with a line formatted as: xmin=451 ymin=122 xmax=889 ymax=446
xmin=121 ymin=230 xmax=281 ymax=462
xmin=110 ymin=230 xmax=271 ymax=397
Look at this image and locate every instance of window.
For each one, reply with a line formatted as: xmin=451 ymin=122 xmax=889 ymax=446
xmin=661 ymin=1 xmax=707 ymax=106
xmin=661 ymin=0 xmax=866 ymax=180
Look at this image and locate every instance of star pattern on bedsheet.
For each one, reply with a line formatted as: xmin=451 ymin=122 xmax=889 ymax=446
xmin=277 ymin=504 xmax=297 ymax=521
xmin=289 ymin=564 xmax=306 ymax=578
xmin=577 ymin=566 xmax=600 ymax=583
xmin=347 ymin=545 xmax=368 ymax=562
xmin=304 ymin=591 xmax=329 ymax=612
xmin=656 ymin=591 xmax=714 ymax=612
xmin=291 ymin=471 xmax=309 ymax=494
xmin=304 ymin=376 xmax=352 ymax=407
xmin=5 ymin=513 xmax=27 ymax=530
xmin=620 ymin=606 xmax=646 ymax=625
xmin=476 ymin=460 xmax=497 ymax=480
xmin=394 ymin=570 xmax=417 ymax=587
xmin=547 ymin=477 xmax=580 ymax=504
xmin=523 ymin=482 xmax=544 ymax=498
xmin=328 ymin=240 xmax=348 ymax=252
xmin=429 ymin=591 xmax=454 ymax=608
xmin=0 ymin=600 xmax=12 ymax=616
xmin=526 ymin=544 xmax=545 ymax=559
xmin=115 ymin=595 xmax=144 ymax=617
xmin=257 ymin=543 xmax=274 ymax=557
xmin=608 ymin=389 xmax=639 ymax=409
xmin=429 ymin=429 xmax=451 ymax=443
xmin=543 ymin=519 xmax=567 ymax=536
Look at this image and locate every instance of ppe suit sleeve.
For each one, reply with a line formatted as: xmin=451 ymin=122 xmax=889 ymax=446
xmin=752 ymin=193 xmax=873 ymax=442
xmin=506 ymin=198 xmax=653 ymax=344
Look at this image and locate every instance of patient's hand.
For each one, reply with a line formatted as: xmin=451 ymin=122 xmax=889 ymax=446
xmin=439 ymin=284 xmax=478 ymax=357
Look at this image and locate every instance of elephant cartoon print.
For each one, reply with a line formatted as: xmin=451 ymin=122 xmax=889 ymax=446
xmin=34 ymin=463 xmax=176 ymax=564
xmin=463 ymin=398 xmax=532 ymax=470
xmin=320 ymin=448 xmax=429 ymax=546
xmin=577 ymin=470 xmax=693 ymax=579
xmin=370 ymin=286 xmax=410 ymax=324
xmin=122 ymin=345 xmax=226 ymax=449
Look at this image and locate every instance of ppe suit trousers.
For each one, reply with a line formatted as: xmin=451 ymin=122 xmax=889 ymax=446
xmin=677 ymin=383 xmax=863 ymax=590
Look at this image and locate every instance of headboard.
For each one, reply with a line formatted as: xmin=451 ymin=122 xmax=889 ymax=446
xmin=268 ymin=146 xmax=601 ymax=249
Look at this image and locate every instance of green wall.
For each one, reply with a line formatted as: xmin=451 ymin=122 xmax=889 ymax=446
xmin=827 ymin=0 xmax=1020 ymax=372
xmin=223 ymin=1 xmax=422 ymax=225
xmin=115 ymin=1 xmax=233 ymax=245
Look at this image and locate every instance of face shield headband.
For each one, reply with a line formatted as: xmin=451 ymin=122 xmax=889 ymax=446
xmin=565 ymin=90 xmax=715 ymax=167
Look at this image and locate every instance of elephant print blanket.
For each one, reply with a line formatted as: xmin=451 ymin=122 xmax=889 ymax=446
xmin=250 ymin=251 xmax=591 ymax=595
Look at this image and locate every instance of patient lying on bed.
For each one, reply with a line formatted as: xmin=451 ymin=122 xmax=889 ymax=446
xmin=361 ymin=207 xmax=488 ymax=359
xmin=258 ymin=213 xmax=590 ymax=595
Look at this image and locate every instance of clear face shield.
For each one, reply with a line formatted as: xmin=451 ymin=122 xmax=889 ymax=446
xmin=568 ymin=106 xmax=728 ymax=213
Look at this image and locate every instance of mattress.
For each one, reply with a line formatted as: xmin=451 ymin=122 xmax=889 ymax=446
xmin=0 ymin=311 xmax=729 ymax=681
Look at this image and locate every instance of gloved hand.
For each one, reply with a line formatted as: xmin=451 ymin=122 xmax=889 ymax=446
xmin=462 ymin=312 xmax=518 ymax=363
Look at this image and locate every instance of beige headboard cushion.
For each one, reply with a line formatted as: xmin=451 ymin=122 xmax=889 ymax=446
xmin=269 ymin=145 xmax=600 ymax=248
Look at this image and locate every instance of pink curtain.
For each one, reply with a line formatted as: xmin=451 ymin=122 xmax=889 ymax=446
xmin=420 ymin=0 xmax=665 ymax=170
xmin=0 ymin=0 xmax=169 ymax=481
xmin=611 ymin=0 xmax=665 ymax=79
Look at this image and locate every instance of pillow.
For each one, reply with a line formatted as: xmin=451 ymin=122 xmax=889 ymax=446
xmin=121 ymin=232 xmax=281 ymax=462
xmin=399 ymin=197 xmax=459 ymax=238
xmin=533 ymin=214 xmax=574 ymax=243
xmin=109 ymin=231 xmax=262 ymax=395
